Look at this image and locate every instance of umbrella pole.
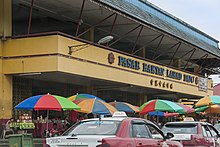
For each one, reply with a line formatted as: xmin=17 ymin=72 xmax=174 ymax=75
xmin=157 ymin=111 xmax=159 ymax=124
xmin=46 ymin=110 xmax=49 ymax=137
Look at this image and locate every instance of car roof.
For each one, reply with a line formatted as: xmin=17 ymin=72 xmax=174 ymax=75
xmin=81 ymin=117 xmax=127 ymax=122
xmin=80 ymin=117 xmax=153 ymax=124
xmin=164 ymin=121 xmax=212 ymax=125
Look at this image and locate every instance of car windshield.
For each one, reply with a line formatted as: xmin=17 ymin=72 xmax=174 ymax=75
xmin=63 ymin=120 xmax=121 ymax=136
xmin=162 ymin=123 xmax=197 ymax=134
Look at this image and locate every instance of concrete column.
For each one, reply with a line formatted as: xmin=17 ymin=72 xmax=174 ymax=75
xmin=0 ymin=0 xmax=13 ymax=118
xmin=0 ymin=0 xmax=12 ymax=38
xmin=86 ymin=86 xmax=96 ymax=95
xmin=0 ymin=75 xmax=13 ymax=119
xmin=138 ymin=93 xmax=147 ymax=106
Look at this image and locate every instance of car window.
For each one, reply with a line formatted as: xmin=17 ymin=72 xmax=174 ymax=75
xmin=162 ymin=123 xmax=197 ymax=134
xmin=214 ymin=124 xmax=220 ymax=132
xmin=202 ymin=125 xmax=212 ymax=137
xmin=64 ymin=120 xmax=121 ymax=135
xmin=147 ymin=124 xmax=163 ymax=139
xmin=208 ymin=125 xmax=218 ymax=137
xmin=132 ymin=123 xmax=151 ymax=138
xmin=202 ymin=125 xmax=208 ymax=137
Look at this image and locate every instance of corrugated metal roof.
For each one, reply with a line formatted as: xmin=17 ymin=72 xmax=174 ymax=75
xmin=95 ymin=0 xmax=220 ymax=57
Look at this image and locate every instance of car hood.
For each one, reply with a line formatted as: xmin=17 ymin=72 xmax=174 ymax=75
xmin=46 ymin=135 xmax=116 ymax=147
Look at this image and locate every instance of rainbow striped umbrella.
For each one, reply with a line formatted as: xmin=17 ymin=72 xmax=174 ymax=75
xmin=195 ymin=104 xmax=220 ymax=114
xmin=68 ymin=93 xmax=104 ymax=101
xmin=15 ymin=94 xmax=80 ymax=111
xmin=195 ymin=95 xmax=220 ymax=108
xmin=139 ymin=99 xmax=185 ymax=115
xmin=109 ymin=101 xmax=139 ymax=113
xmin=177 ymin=103 xmax=195 ymax=114
xmin=73 ymin=98 xmax=117 ymax=115
xmin=15 ymin=93 xmax=80 ymax=134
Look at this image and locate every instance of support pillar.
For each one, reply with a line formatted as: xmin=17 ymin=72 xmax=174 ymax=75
xmin=0 ymin=0 xmax=12 ymax=38
xmin=0 ymin=0 xmax=13 ymax=120
xmin=86 ymin=86 xmax=96 ymax=95
xmin=0 ymin=75 xmax=13 ymax=119
xmin=138 ymin=94 xmax=147 ymax=107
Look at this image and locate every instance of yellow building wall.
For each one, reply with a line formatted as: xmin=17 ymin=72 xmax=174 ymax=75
xmin=0 ymin=0 xmax=13 ymax=119
xmin=0 ymin=75 xmax=12 ymax=119
xmin=3 ymin=36 xmax=59 ymax=56
xmin=3 ymin=36 xmax=59 ymax=74
xmin=2 ymin=35 xmax=213 ymax=98
xmin=0 ymin=0 xmax=12 ymax=37
xmin=57 ymin=35 xmax=213 ymax=96
xmin=1 ymin=41 xmax=12 ymax=118
xmin=3 ymin=56 xmax=58 ymax=74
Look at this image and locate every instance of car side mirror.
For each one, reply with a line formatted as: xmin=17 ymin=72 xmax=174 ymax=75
xmin=165 ymin=132 xmax=174 ymax=139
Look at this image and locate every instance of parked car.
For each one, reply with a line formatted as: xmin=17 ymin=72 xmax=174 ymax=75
xmin=44 ymin=112 xmax=182 ymax=147
xmin=162 ymin=121 xmax=220 ymax=147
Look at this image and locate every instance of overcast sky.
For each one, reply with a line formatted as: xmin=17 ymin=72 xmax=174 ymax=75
xmin=147 ymin=0 xmax=220 ymax=84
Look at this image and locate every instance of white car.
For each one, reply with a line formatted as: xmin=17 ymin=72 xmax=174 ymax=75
xmin=162 ymin=121 xmax=220 ymax=147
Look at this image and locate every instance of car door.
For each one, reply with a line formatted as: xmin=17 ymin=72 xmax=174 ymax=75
xmin=131 ymin=120 xmax=161 ymax=147
xmin=202 ymin=125 xmax=214 ymax=147
xmin=146 ymin=123 xmax=170 ymax=147
xmin=208 ymin=125 xmax=220 ymax=146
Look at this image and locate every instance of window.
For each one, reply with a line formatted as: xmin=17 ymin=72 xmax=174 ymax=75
xmin=202 ymin=125 xmax=212 ymax=137
xmin=162 ymin=123 xmax=197 ymax=134
xmin=132 ymin=123 xmax=150 ymax=138
xmin=208 ymin=125 xmax=218 ymax=137
xmin=202 ymin=126 xmax=207 ymax=137
xmin=65 ymin=120 xmax=121 ymax=135
xmin=147 ymin=124 xmax=163 ymax=139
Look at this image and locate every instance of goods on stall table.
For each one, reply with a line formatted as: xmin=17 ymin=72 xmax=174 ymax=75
xmin=10 ymin=122 xmax=35 ymax=130
xmin=19 ymin=113 xmax=32 ymax=123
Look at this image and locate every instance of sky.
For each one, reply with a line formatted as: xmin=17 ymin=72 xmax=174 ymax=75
xmin=147 ymin=0 xmax=220 ymax=84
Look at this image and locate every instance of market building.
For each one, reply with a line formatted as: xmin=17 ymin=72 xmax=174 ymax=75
xmin=0 ymin=0 xmax=220 ymax=122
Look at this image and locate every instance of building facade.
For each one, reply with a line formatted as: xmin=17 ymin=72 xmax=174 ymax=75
xmin=0 ymin=0 xmax=220 ymax=120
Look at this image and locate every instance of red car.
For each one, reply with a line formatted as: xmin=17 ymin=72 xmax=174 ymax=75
xmin=162 ymin=121 xmax=220 ymax=147
xmin=45 ymin=112 xmax=182 ymax=147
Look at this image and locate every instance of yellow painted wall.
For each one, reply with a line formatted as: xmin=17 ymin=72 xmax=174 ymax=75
xmin=57 ymin=35 xmax=213 ymax=96
xmin=0 ymin=0 xmax=13 ymax=118
xmin=3 ymin=36 xmax=59 ymax=73
xmin=3 ymin=36 xmax=59 ymax=56
xmin=0 ymin=44 xmax=12 ymax=118
xmin=2 ymin=35 xmax=213 ymax=98
xmin=0 ymin=0 xmax=12 ymax=37
xmin=0 ymin=75 xmax=12 ymax=119
xmin=3 ymin=56 xmax=58 ymax=74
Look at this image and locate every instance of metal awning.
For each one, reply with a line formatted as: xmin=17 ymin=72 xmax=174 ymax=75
xmin=12 ymin=0 xmax=220 ymax=75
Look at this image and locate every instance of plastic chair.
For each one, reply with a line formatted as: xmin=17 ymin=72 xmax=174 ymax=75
xmin=1 ymin=122 xmax=14 ymax=139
